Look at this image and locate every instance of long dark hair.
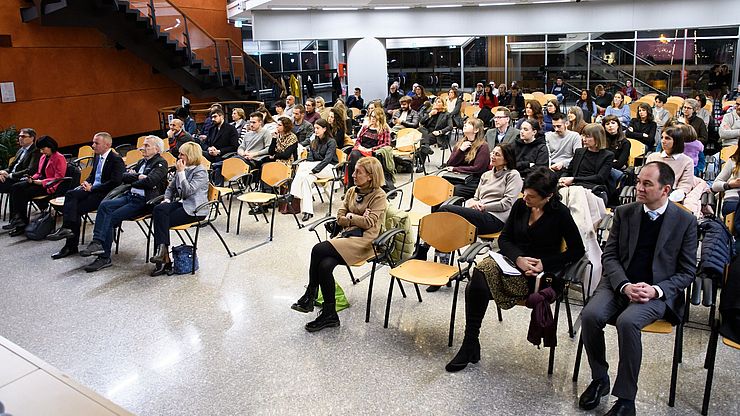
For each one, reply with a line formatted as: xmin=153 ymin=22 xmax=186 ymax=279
xmin=602 ymin=115 xmax=626 ymax=149
xmin=496 ymin=143 xmax=517 ymax=170
xmin=483 ymin=85 xmax=496 ymax=102
xmin=577 ymin=90 xmax=594 ymax=109
xmin=311 ymin=118 xmax=333 ymax=150
xmin=637 ymin=102 xmax=654 ymax=123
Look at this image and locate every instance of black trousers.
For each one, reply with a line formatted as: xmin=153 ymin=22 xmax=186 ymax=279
xmin=308 ymin=241 xmax=347 ymax=307
xmin=437 ymin=205 xmax=505 ymax=235
xmin=62 ymin=188 xmax=105 ymax=247
xmin=452 ymin=176 xmax=481 ymax=200
xmin=9 ymin=181 xmax=47 ymax=223
xmin=152 ymin=202 xmax=204 ymax=246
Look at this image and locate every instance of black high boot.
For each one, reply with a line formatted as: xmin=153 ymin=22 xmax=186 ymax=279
xmin=291 ymin=286 xmax=319 ymax=313
xmin=445 ymin=280 xmax=488 ymax=372
xmin=305 ymin=302 xmax=340 ymax=332
xmin=149 ymin=244 xmax=169 ymax=264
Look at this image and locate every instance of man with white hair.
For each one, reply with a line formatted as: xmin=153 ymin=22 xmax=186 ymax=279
xmin=78 ymin=136 xmax=169 ymax=272
xmin=284 ymin=95 xmax=296 ymax=119
xmin=47 ymin=132 xmax=125 ymax=259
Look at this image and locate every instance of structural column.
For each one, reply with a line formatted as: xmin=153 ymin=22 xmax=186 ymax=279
xmin=346 ymin=37 xmax=388 ymax=103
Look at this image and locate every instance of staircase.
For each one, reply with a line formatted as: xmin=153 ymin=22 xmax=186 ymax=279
xmin=20 ymin=0 xmax=284 ymax=101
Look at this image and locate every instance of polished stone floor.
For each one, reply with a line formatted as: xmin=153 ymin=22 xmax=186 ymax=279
xmin=1 ymin=153 xmax=739 ymax=415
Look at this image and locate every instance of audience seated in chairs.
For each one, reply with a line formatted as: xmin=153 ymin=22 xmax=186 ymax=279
xmin=5 ymin=135 xmax=66 ymax=237
xmin=626 ymin=102 xmax=657 ymax=152
xmin=291 ymin=157 xmax=388 ymax=332
xmin=485 ymin=107 xmax=519 ymax=148
xmin=0 ymin=128 xmax=40 ymax=200
xmin=578 ymin=161 xmax=697 ymax=416
xmin=290 ymin=119 xmax=338 ymax=223
xmin=47 ymin=132 xmax=125 ymax=258
xmin=237 ymin=112 xmax=272 ymax=171
xmin=546 ymin=112 xmax=582 ymax=177
xmin=605 ymin=92 xmax=631 ymax=128
xmin=390 ymin=96 xmax=419 ymax=134
xmin=444 ymin=117 xmax=491 ymax=199
xmin=148 ymin=142 xmax=209 ymax=276
xmin=712 ymin=144 xmax=740 ymax=234
xmin=559 ymin=123 xmax=614 ymax=203
xmin=166 ymin=119 xmax=194 ymax=157
xmin=78 ymin=136 xmax=169 ymax=272
xmin=445 ymin=167 xmax=584 ymax=372
xmin=512 ymin=119 xmax=550 ymax=179
xmin=438 ymin=143 xmax=522 ymax=235
xmin=347 ymin=107 xmax=391 ymax=188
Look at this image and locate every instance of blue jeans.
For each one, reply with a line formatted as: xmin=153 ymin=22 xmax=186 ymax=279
xmin=93 ymin=193 xmax=148 ymax=257
xmin=722 ymin=198 xmax=740 ymax=236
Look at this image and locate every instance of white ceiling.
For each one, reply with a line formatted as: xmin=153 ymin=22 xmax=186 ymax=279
xmin=239 ymin=0 xmax=595 ymax=11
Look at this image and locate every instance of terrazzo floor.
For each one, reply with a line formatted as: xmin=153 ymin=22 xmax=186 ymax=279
xmin=1 ymin=151 xmax=739 ymax=415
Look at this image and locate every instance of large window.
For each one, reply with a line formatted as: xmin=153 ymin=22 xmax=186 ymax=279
xmin=243 ymin=37 xmax=339 ymax=89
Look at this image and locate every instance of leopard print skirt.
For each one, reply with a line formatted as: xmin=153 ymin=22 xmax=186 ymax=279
xmin=476 ymin=257 xmax=529 ymax=310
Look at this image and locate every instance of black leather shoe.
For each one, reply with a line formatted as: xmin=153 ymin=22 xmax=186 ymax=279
xmin=445 ymin=339 xmax=481 ymax=372
xmin=301 ymin=213 xmax=313 ymax=222
xmin=8 ymin=226 xmax=26 ymax=237
xmin=603 ymin=401 xmax=636 ymax=416
xmin=291 ymin=287 xmax=318 ymax=313
xmin=578 ymin=379 xmax=611 ymax=410
xmin=248 ymin=205 xmax=265 ymax=215
xmin=305 ymin=309 xmax=340 ymax=332
xmin=80 ymin=240 xmax=105 ymax=257
xmin=150 ymin=262 xmax=172 ymax=277
xmin=2 ymin=218 xmax=22 ymax=230
xmin=426 ymin=285 xmax=442 ymax=293
xmin=51 ymin=246 xmax=78 ymax=260
xmin=47 ymin=227 xmax=74 ymax=241
xmin=84 ymin=256 xmax=112 ymax=273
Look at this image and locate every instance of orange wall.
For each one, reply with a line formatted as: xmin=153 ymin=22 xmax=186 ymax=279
xmin=0 ymin=0 xmax=237 ymax=147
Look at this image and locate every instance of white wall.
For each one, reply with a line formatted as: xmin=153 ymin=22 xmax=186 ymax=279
xmin=346 ymin=38 xmax=388 ymax=103
xmin=251 ymin=0 xmax=740 ymax=40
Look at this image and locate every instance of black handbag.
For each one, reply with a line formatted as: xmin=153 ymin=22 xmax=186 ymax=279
xmin=25 ymin=212 xmax=55 ymax=240
xmin=441 ymin=171 xmax=475 ymax=185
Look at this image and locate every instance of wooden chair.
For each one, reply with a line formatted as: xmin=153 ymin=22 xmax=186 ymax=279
xmin=406 ymin=176 xmax=454 ymax=227
xmin=628 ymin=102 xmax=639 ymax=119
xmin=627 ymin=139 xmax=647 ymax=167
xmin=463 ymin=105 xmax=479 ymax=120
xmin=350 ymin=108 xmax=361 ymax=120
xmin=522 ymin=93 xmax=535 ymax=101
xmin=161 ymin=152 xmax=177 ymax=168
xmin=234 ymin=162 xmax=299 ymax=254
xmin=573 ymin=316 xmax=684 ymax=407
xmin=438 ymin=92 xmax=449 ymax=102
xmin=77 ymin=145 xmax=94 ymax=159
xmin=124 ymin=149 xmax=143 ymax=167
xmin=638 ymin=95 xmax=656 ymax=106
xmin=462 ymin=92 xmax=473 ymax=102
xmin=667 ymin=96 xmax=685 ymax=107
xmin=532 ymin=91 xmax=545 ymax=100
xmin=393 ymin=128 xmax=423 ymax=183
xmin=136 ymin=136 xmax=147 ymax=148
xmin=720 ymin=145 xmax=737 ymax=162
xmin=535 ymin=95 xmax=548 ymax=106
xmin=212 ymin=157 xmax=252 ymax=233
xmin=624 ymin=95 xmax=633 ymax=105
xmin=663 ymin=102 xmax=680 ymax=118
xmin=544 ymin=93 xmax=558 ymax=103
xmin=384 ymin=212 xmax=477 ymax=346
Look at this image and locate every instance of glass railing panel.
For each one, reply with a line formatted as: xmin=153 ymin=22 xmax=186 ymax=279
xmin=127 ymin=1 xmax=152 ymax=19
xmin=151 ymin=2 xmax=187 ymax=48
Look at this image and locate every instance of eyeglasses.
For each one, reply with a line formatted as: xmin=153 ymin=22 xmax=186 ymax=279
xmin=18 ymin=134 xmax=30 ymax=138
xmin=682 ymin=106 xmax=693 ymax=110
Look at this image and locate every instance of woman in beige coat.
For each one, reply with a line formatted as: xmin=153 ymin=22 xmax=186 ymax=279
xmin=292 ymin=157 xmax=388 ymax=332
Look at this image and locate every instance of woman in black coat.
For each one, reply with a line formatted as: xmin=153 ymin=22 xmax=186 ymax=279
xmin=559 ymin=123 xmax=615 ymax=200
xmin=626 ymin=102 xmax=657 ymax=151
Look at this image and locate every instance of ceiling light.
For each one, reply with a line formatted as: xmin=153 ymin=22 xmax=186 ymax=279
xmin=322 ymin=7 xmax=358 ymax=11
xmin=271 ymin=7 xmax=308 ymax=11
xmin=530 ymin=0 xmax=570 ymax=3
xmin=479 ymin=2 xmax=515 ymax=5
xmin=374 ymin=6 xmax=410 ymax=10
xmin=425 ymin=4 xmax=463 ymax=8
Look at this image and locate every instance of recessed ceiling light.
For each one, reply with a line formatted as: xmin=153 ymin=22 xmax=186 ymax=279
xmin=425 ymin=4 xmax=463 ymax=8
xmin=479 ymin=2 xmax=516 ymax=5
xmin=322 ymin=7 xmax=358 ymax=11
xmin=530 ymin=0 xmax=570 ymax=3
xmin=374 ymin=6 xmax=411 ymax=9
xmin=271 ymin=7 xmax=308 ymax=11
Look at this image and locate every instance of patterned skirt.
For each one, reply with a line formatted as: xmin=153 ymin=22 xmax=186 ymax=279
xmin=476 ymin=257 xmax=529 ymax=310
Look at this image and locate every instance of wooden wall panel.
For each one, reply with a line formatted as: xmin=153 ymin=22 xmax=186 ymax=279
xmin=0 ymin=0 xmax=236 ymax=147
xmin=486 ymin=36 xmax=506 ymax=86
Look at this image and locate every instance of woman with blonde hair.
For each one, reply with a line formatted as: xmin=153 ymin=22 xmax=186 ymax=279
xmin=346 ymin=107 xmax=390 ymax=187
xmin=149 ymin=141 xmax=209 ymax=276
xmin=567 ymin=106 xmax=588 ymax=135
xmin=292 ymin=156 xmax=388 ymax=332
xmin=445 ymin=117 xmax=491 ymax=198
xmin=604 ymin=91 xmax=631 ymax=127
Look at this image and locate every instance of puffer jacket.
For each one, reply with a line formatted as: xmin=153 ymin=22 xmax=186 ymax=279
xmin=382 ymin=204 xmax=415 ymax=264
xmin=698 ymin=217 xmax=734 ymax=276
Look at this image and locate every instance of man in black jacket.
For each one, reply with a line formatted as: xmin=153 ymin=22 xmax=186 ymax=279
xmin=78 ymin=136 xmax=169 ymax=272
xmin=47 ymin=132 xmax=125 ymax=259
xmin=0 ymin=128 xmax=40 ymax=196
xmin=202 ymin=109 xmax=239 ymax=163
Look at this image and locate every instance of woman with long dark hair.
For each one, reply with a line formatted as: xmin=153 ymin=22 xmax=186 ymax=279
xmin=576 ymin=89 xmax=597 ymax=123
xmin=543 ymin=98 xmax=561 ymax=132
xmin=290 ymin=119 xmax=339 ymax=222
xmin=626 ymin=102 xmax=657 ymax=150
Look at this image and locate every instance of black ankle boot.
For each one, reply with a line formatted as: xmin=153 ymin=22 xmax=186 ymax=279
xmin=291 ymin=286 xmax=318 ymax=313
xmin=305 ymin=303 xmax=340 ymax=332
xmin=445 ymin=337 xmax=481 ymax=372
xmin=150 ymin=262 xmax=172 ymax=277
xmin=149 ymin=244 xmax=169 ymax=264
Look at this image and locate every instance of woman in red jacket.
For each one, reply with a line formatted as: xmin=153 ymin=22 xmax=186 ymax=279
xmin=6 ymin=136 xmax=67 ymax=236
xmin=346 ymin=107 xmax=391 ymax=187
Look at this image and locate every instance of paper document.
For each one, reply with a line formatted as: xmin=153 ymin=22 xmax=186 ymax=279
xmin=488 ymin=251 xmax=521 ymax=276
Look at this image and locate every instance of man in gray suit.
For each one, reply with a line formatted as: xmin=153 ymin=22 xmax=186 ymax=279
xmin=484 ymin=107 xmax=519 ymax=149
xmin=578 ymin=161 xmax=697 ymax=416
